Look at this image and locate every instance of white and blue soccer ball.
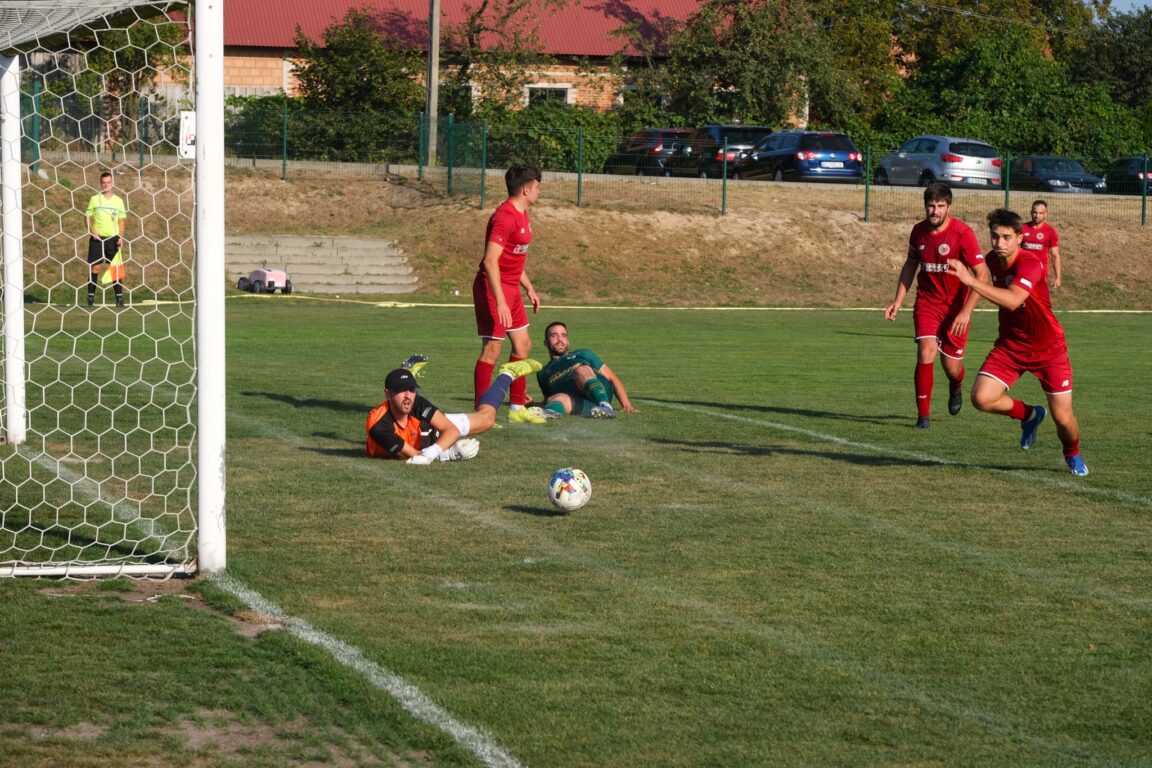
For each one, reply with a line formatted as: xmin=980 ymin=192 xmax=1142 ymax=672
xmin=548 ymin=467 xmax=592 ymax=511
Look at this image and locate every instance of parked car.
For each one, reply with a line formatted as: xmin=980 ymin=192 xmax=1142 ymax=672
xmin=602 ymin=128 xmax=692 ymax=176
xmin=664 ymin=124 xmax=774 ymax=178
xmin=731 ymin=131 xmax=863 ymax=183
xmin=1103 ymin=155 xmax=1152 ymax=195
xmin=874 ymin=135 xmax=1001 ymax=188
xmin=1006 ymin=155 xmax=1106 ymax=194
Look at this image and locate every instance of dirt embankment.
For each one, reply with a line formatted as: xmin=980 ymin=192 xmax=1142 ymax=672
xmin=225 ymin=171 xmax=1151 ymax=310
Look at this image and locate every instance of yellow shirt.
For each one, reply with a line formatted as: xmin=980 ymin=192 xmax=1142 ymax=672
xmin=85 ymin=193 xmax=126 ymax=238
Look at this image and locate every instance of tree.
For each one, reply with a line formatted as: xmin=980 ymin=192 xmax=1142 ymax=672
xmin=1070 ymin=8 xmax=1152 ymax=112
xmin=439 ymin=0 xmax=569 ymax=120
xmin=294 ymin=9 xmax=424 ymax=117
xmin=291 ymin=9 xmax=426 ymax=161
xmin=809 ymin=0 xmax=905 ymax=127
xmin=872 ymin=27 xmax=1140 ymax=168
xmin=664 ymin=0 xmax=838 ymax=127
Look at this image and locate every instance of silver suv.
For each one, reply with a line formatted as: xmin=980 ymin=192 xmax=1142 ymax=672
xmin=875 ymin=135 xmax=1001 ymax=189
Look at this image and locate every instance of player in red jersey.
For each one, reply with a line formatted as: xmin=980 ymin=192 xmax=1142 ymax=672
xmin=947 ymin=208 xmax=1088 ymax=476
xmin=885 ymin=182 xmax=989 ymax=429
xmin=1021 ymin=199 xmax=1062 ymax=288
xmin=472 ymin=165 xmax=545 ymax=423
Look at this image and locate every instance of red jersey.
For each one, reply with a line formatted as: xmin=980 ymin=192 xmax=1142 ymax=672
xmin=1020 ymin=221 xmax=1058 ymax=274
xmin=480 ymin=199 xmax=532 ymax=286
xmin=908 ymin=217 xmax=984 ymax=308
xmin=988 ymin=250 xmax=1065 ymax=356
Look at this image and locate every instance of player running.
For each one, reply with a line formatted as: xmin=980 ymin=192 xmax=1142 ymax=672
xmin=947 ymin=208 xmax=1088 ymax=476
xmin=885 ymin=182 xmax=989 ymax=429
xmin=472 ymin=164 xmax=546 ymax=424
xmin=1021 ymin=200 xmax=1062 ymax=288
xmin=366 ymin=359 xmax=541 ymax=465
xmin=535 ymin=321 xmax=635 ymax=419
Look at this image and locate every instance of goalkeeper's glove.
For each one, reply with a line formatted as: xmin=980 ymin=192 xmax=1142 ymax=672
xmin=406 ymin=444 xmax=442 ymax=465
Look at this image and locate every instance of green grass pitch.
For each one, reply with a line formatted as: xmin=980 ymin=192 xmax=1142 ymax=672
xmin=2 ymin=299 xmax=1150 ymax=767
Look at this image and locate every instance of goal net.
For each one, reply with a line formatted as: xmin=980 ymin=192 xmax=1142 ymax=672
xmin=1 ymin=0 xmax=224 ymax=577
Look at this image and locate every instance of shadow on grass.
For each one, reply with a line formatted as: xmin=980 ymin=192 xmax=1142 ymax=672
xmin=303 ymin=446 xmax=367 ymax=459
xmin=507 ymin=504 xmax=568 ymax=518
xmin=642 ymin=396 xmax=907 ymax=425
xmin=241 ymin=391 xmax=364 ymax=414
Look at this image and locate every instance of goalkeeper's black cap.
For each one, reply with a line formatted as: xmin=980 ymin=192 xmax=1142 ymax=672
xmin=385 ymin=368 xmax=418 ymax=393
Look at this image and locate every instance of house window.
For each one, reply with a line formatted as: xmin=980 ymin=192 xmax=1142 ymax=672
xmin=526 ymin=86 xmax=570 ymax=106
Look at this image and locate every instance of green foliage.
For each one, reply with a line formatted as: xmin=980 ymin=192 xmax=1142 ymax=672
xmin=665 ymin=0 xmax=835 ymax=126
xmin=481 ymin=100 xmax=620 ymax=172
xmin=810 ymin=0 xmax=905 ymax=125
xmin=870 ymin=27 xmax=1143 ymax=167
xmin=1070 ymin=8 xmax=1152 ymax=111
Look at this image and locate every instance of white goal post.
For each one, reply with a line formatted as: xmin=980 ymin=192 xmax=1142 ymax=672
xmin=0 ymin=0 xmax=225 ymax=577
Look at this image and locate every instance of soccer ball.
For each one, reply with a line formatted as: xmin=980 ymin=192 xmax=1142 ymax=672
xmin=548 ymin=467 xmax=592 ymax=511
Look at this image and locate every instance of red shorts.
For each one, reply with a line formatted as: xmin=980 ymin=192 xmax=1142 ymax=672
xmin=913 ymin=301 xmax=969 ymax=359
xmin=978 ymin=342 xmax=1073 ymax=394
xmin=472 ymin=272 xmax=528 ymax=340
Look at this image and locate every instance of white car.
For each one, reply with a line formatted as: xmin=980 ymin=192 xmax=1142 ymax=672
xmin=875 ymin=135 xmax=1002 ymax=189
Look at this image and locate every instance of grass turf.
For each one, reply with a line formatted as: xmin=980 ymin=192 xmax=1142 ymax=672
xmin=3 ymin=298 xmax=1150 ymax=767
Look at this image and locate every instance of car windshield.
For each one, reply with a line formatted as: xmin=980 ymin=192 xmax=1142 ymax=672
xmin=949 ymin=141 xmax=998 ymax=158
xmin=721 ymin=128 xmax=772 ymax=145
xmin=800 ymin=134 xmax=855 ymax=151
xmin=1033 ymin=158 xmax=1086 ymax=174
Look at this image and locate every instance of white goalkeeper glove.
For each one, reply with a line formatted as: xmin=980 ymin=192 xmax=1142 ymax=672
xmin=440 ymin=438 xmax=480 ymax=461
xmin=406 ymin=444 xmax=443 ymax=465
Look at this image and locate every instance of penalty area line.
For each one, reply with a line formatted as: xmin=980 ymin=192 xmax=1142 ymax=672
xmin=208 ymin=572 xmax=527 ymax=768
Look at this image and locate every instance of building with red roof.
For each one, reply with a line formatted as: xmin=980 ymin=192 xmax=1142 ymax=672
xmin=223 ymin=0 xmax=703 ymax=109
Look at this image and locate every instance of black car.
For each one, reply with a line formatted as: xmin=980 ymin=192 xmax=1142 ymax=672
xmin=602 ymin=128 xmax=692 ymax=176
xmin=1103 ymin=155 xmax=1152 ymax=195
xmin=1006 ymin=155 xmax=1106 ymax=194
xmin=664 ymin=124 xmax=774 ymax=178
xmin=732 ymin=131 xmax=863 ymax=183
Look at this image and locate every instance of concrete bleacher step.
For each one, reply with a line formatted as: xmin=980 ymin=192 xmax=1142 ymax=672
xmin=225 ymin=235 xmax=417 ymax=294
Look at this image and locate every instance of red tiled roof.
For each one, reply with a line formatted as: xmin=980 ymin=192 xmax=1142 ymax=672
xmin=225 ymin=0 xmax=702 ymax=57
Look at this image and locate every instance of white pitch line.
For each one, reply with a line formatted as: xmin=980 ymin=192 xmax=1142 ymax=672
xmin=640 ymin=399 xmax=1152 ymax=512
xmin=208 ymin=572 xmax=526 ymax=768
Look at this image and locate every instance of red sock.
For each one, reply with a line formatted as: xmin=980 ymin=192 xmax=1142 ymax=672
xmin=508 ymin=355 xmax=528 ymax=406
xmin=1008 ymin=400 xmax=1028 ymax=421
xmin=1063 ymin=438 xmax=1081 ymax=458
xmin=915 ymin=362 xmax=933 ymax=417
xmin=473 ymin=359 xmax=495 ymax=408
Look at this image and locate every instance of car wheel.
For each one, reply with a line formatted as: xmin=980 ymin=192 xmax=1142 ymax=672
xmin=919 ymin=171 xmax=936 ymax=186
xmin=635 ymin=167 xmax=646 ymax=177
xmin=251 ymin=280 xmax=264 ymax=294
xmin=773 ymin=168 xmax=784 ymax=182
xmin=237 ymin=276 xmax=250 ymax=291
xmin=699 ymin=168 xmax=709 ymax=179
xmin=283 ymin=279 xmax=292 ymax=295
xmin=874 ymin=168 xmax=890 ymax=185
xmin=731 ymin=171 xmax=742 ymax=181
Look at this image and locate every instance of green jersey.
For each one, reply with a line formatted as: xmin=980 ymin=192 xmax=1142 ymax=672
xmin=538 ymin=349 xmax=605 ymax=397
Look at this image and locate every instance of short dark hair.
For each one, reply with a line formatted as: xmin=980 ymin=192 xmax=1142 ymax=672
xmin=100 ymin=171 xmax=112 ymax=181
xmin=505 ymin=165 xmax=542 ymax=197
xmin=986 ymin=208 xmax=1023 ymax=234
xmin=543 ymin=320 xmax=567 ymax=339
xmin=1031 ymin=199 xmax=1048 ymax=209
xmin=924 ymin=181 xmax=952 ymax=205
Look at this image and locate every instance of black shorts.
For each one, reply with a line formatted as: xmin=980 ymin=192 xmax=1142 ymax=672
xmin=88 ymin=236 xmax=120 ymax=265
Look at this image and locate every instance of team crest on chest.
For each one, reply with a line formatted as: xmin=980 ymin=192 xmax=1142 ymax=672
xmin=937 ymin=243 xmax=951 ymax=256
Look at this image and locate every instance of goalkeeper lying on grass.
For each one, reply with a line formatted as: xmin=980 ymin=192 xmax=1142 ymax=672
xmin=365 ymin=357 xmax=541 ymax=465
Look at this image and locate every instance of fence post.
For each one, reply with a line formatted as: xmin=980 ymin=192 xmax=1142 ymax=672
xmin=1003 ymin=151 xmax=1011 ymax=210
xmin=1143 ymin=154 xmax=1148 ymax=226
xmin=721 ymin=138 xmax=728 ymax=215
xmin=864 ymin=145 xmax=871 ymax=222
xmin=138 ymin=96 xmax=147 ymax=169
xmin=446 ymin=113 xmax=454 ymax=195
xmin=418 ymin=113 xmax=425 ymax=182
xmin=480 ymin=121 xmax=488 ymax=210
xmin=29 ymin=79 xmax=41 ymax=175
xmin=280 ymin=99 xmax=288 ymax=181
xmin=577 ymin=127 xmax=584 ymax=208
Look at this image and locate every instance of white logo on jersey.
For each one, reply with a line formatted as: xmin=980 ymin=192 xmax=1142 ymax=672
xmin=1035 ymin=232 xmax=1045 ymax=240
xmin=1062 ymin=379 xmax=1070 ymax=387
xmin=938 ymin=244 xmax=951 ymax=256
xmin=1019 ymin=276 xmax=1034 ymax=289
xmin=918 ymin=244 xmax=926 ymax=251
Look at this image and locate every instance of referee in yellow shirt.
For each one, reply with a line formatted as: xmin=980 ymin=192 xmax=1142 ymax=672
xmin=85 ymin=170 xmax=127 ymax=307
